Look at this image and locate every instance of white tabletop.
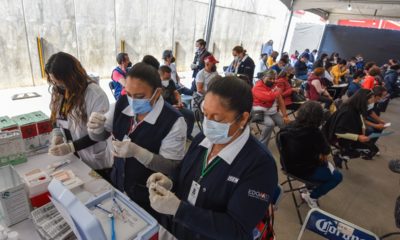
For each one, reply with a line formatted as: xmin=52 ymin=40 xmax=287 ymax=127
xmin=9 ymin=152 xmax=112 ymax=240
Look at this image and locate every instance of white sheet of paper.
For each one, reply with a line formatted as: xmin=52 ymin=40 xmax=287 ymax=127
xmin=384 ymin=123 xmax=391 ymax=128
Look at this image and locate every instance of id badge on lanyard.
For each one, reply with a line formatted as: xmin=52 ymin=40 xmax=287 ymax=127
xmin=187 ymin=149 xmax=222 ymax=206
xmin=188 ymin=181 xmax=201 ymax=206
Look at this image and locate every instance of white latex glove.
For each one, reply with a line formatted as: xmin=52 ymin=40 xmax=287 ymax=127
xmin=87 ymin=112 xmax=106 ymax=134
xmin=112 ymin=140 xmax=153 ymax=164
xmin=51 ymin=135 xmax=64 ymax=146
xmin=146 ymin=173 xmax=173 ymax=190
xmin=48 ymin=142 xmax=75 ymax=156
xmin=51 ymin=128 xmax=64 ymax=146
xmin=149 ymin=183 xmax=181 ymax=216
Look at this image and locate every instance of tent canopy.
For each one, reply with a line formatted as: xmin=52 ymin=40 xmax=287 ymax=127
xmin=280 ymin=0 xmax=400 ymax=21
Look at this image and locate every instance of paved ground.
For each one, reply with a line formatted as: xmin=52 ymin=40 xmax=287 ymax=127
xmin=0 ymin=78 xmax=399 ymax=239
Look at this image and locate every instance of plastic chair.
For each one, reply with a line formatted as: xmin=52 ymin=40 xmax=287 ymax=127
xmin=276 ymin=130 xmax=320 ymax=224
xmin=108 ymin=81 xmax=116 ymax=100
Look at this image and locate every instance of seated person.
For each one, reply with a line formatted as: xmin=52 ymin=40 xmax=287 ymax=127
xmin=347 ymin=70 xmax=365 ymax=97
xmin=159 ymin=65 xmax=195 ymax=140
xmin=365 ymin=86 xmax=390 ymax=154
xmin=254 ymin=53 xmax=268 ymax=82
xmin=294 ymin=54 xmax=309 ymax=80
xmin=330 ymin=59 xmax=349 ymax=85
xmin=196 ymin=55 xmax=219 ymax=95
xmin=307 ymin=67 xmax=333 ymax=109
xmin=147 ymin=76 xmax=278 ymax=240
xmin=278 ymin=101 xmax=343 ymax=208
xmin=252 ymin=70 xmax=289 ymax=148
xmin=384 ymin=64 xmax=400 ymax=98
xmin=111 ymin=52 xmax=131 ymax=100
xmin=362 ymin=66 xmax=381 ymax=90
xmin=275 ymin=66 xmax=301 ymax=111
xmin=271 ymin=58 xmax=288 ymax=74
xmin=161 ymin=50 xmax=193 ymax=96
xmin=323 ymin=89 xmax=379 ymax=166
xmin=267 ymin=51 xmax=279 ymax=68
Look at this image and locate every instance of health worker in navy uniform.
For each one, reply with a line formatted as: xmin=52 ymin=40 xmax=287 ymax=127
xmin=147 ymin=76 xmax=278 ymax=239
xmin=87 ymin=62 xmax=187 ymax=220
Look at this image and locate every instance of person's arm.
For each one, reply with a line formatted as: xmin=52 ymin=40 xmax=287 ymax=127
xmin=146 ymin=117 xmax=187 ymax=175
xmin=176 ymin=72 xmax=181 ymax=84
xmin=252 ymin=88 xmax=281 ymax=103
xmin=276 ymin=81 xmax=292 ymax=97
xmin=277 ymin=95 xmax=289 ymax=124
xmin=74 ymin=87 xmax=110 ymax=149
xmin=174 ymin=156 xmax=277 ymax=239
xmin=340 ymin=68 xmax=349 ymax=77
xmin=112 ymin=71 xmax=126 ymax=87
xmin=369 ymin=111 xmax=385 ymax=124
xmin=88 ymin=103 xmax=115 ymax=141
xmin=311 ymin=80 xmax=326 ymax=95
xmin=195 ymin=72 xmax=205 ymax=94
xmin=334 ymin=112 xmax=368 ymax=141
xmin=174 ymin=90 xmax=183 ymax=107
xmin=365 ymin=118 xmax=385 ymax=130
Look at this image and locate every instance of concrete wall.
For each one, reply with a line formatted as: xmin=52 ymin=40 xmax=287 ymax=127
xmin=0 ymin=0 xmax=34 ymax=88
xmin=0 ymin=0 xmax=288 ymax=89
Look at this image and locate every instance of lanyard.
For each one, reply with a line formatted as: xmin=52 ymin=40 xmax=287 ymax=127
xmin=199 ymin=149 xmax=222 ymax=182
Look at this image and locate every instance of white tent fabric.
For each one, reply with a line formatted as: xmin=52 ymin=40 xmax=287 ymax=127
xmin=280 ymin=0 xmax=400 ymax=21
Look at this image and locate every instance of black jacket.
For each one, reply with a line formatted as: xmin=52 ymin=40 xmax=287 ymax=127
xmin=384 ymin=69 xmax=399 ymax=96
xmin=192 ymin=49 xmax=211 ymax=78
xmin=278 ymin=125 xmax=330 ymax=178
xmin=237 ymin=56 xmax=255 ymax=83
xmin=295 ymin=60 xmax=308 ymax=76
xmin=323 ymin=105 xmax=363 ymax=147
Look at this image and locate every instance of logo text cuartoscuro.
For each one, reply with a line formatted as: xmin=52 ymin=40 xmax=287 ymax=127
xmin=315 ymin=219 xmax=366 ymax=240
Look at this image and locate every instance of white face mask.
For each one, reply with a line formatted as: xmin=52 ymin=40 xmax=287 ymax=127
xmin=367 ymin=103 xmax=375 ymax=110
xmin=161 ymin=80 xmax=169 ymax=87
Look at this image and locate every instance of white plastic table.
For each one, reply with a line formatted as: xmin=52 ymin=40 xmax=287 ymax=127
xmin=9 ymin=153 xmax=112 ymax=239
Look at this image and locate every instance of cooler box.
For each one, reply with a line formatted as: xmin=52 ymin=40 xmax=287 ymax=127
xmin=0 ymin=130 xmax=27 ymax=167
xmin=0 ymin=116 xmax=18 ymax=132
xmin=28 ymin=111 xmax=52 ymax=147
xmin=12 ymin=114 xmax=40 ymax=151
xmin=0 ymin=165 xmax=31 ymax=227
xmin=48 ymin=179 xmax=159 ymax=240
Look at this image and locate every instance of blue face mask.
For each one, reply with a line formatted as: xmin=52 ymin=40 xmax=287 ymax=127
xmin=202 ymin=116 xmax=241 ymax=144
xmin=127 ymin=90 xmax=157 ymax=115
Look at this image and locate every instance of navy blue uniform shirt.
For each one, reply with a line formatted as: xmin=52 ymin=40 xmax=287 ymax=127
xmin=167 ymin=127 xmax=278 ymax=240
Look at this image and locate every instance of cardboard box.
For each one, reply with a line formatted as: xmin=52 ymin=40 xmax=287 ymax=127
xmin=0 ymin=130 xmax=27 ymax=167
xmin=12 ymin=114 xmax=40 ymax=151
xmin=0 ymin=116 xmax=18 ymax=131
xmin=0 ymin=165 xmax=31 ymax=227
xmin=28 ymin=111 xmax=52 ymax=147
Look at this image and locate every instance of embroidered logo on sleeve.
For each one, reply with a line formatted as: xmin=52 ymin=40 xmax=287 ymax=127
xmin=248 ymin=189 xmax=270 ymax=202
xmin=227 ymin=176 xmax=239 ymax=183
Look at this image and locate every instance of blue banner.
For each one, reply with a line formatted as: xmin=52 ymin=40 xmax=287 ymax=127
xmin=305 ymin=210 xmax=378 ymax=240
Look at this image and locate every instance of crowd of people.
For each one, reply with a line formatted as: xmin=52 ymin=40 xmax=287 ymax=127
xmin=43 ymin=37 xmax=399 ymax=239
